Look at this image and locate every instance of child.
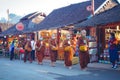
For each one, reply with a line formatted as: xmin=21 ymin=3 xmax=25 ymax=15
xmin=19 ymin=47 xmax=25 ymax=60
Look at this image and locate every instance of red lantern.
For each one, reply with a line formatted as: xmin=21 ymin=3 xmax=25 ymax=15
xmin=16 ymin=22 xmax=24 ymax=31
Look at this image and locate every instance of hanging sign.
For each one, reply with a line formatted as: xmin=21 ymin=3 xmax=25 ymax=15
xmin=16 ymin=22 xmax=24 ymax=31
xmin=86 ymin=5 xmax=92 ymax=11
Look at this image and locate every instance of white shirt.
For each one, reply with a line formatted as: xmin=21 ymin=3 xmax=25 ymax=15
xmin=31 ymin=40 xmax=36 ymax=50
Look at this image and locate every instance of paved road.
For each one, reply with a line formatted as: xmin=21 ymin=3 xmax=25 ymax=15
xmin=0 ymin=57 xmax=120 ymax=80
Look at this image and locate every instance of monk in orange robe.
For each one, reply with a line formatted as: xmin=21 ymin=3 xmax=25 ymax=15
xmin=77 ymin=30 xmax=90 ymax=70
xmin=24 ymin=39 xmax=32 ymax=63
xmin=49 ymin=34 xmax=58 ymax=67
xmin=63 ymin=34 xmax=74 ymax=69
xmin=35 ymin=37 xmax=45 ymax=65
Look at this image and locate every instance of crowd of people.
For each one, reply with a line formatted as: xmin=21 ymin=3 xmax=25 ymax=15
xmin=7 ymin=30 xmax=120 ymax=70
xmin=8 ymin=29 xmax=90 ymax=71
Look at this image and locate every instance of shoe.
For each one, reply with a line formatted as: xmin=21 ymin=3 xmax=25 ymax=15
xmin=51 ymin=64 xmax=55 ymax=67
xmin=69 ymin=67 xmax=72 ymax=69
xmin=40 ymin=63 xmax=43 ymax=65
xmin=113 ymin=66 xmax=117 ymax=69
xmin=115 ymin=64 xmax=118 ymax=68
xmin=64 ymin=64 xmax=66 ymax=67
xmin=112 ymin=65 xmax=117 ymax=69
xmin=112 ymin=64 xmax=118 ymax=69
xmin=81 ymin=68 xmax=87 ymax=71
xmin=112 ymin=66 xmax=114 ymax=68
xmin=51 ymin=63 xmax=55 ymax=67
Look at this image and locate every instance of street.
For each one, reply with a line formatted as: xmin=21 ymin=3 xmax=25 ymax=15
xmin=0 ymin=57 xmax=120 ymax=80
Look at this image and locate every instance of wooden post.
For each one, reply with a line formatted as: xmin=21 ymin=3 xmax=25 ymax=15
xmin=57 ymin=28 xmax=61 ymax=46
xmin=91 ymin=0 xmax=95 ymax=15
xmin=7 ymin=9 xmax=9 ymax=28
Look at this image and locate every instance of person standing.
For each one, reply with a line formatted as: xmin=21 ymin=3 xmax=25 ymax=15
xmin=63 ymin=34 xmax=74 ymax=69
xmin=31 ymin=38 xmax=36 ymax=61
xmin=77 ymin=30 xmax=90 ymax=70
xmin=24 ymin=39 xmax=32 ymax=63
xmin=108 ymin=32 xmax=119 ymax=69
xmin=35 ymin=37 xmax=45 ymax=65
xmin=49 ymin=34 xmax=58 ymax=67
xmin=19 ymin=43 xmax=25 ymax=60
xmin=10 ymin=40 xmax=15 ymax=60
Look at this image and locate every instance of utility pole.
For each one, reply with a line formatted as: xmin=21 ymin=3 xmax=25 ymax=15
xmin=91 ymin=0 xmax=95 ymax=16
xmin=7 ymin=9 xmax=9 ymax=28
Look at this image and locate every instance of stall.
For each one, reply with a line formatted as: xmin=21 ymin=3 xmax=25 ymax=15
xmin=99 ymin=25 xmax=120 ymax=64
xmin=88 ymin=27 xmax=98 ymax=62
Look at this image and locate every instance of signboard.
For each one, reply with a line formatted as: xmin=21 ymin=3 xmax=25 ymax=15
xmin=16 ymin=22 xmax=24 ymax=31
xmin=86 ymin=5 xmax=92 ymax=11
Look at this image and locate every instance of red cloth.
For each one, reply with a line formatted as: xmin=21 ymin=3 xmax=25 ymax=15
xmin=49 ymin=39 xmax=58 ymax=62
xmin=63 ymin=40 xmax=73 ymax=67
xmin=108 ymin=38 xmax=117 ymax=49
xmin=19 ymin=49 xmax=25 ymax=54
xmin=77 ymin=37 xmax=90 ymax=69
xmin=36 ymin=40 xmax=45 ymax=63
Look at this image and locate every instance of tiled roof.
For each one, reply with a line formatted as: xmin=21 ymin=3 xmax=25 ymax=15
xmin=75 ymin=4 xmax=120 ymax=27
xmin=34 ymin=0 xmax=105 ymax=31
xmin=1 ymin=12 xmax=46 ymax=36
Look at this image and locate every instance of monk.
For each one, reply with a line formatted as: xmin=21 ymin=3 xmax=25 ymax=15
xmin=63 ymin=34 xmax=74 ymax=69
xmin=35 ymin=37 xmax=45 ymax=65
xmin=24 ymin=39 xmax=32 ymax=63
xmin=77 ymin=30 xmax=90 ymax=70
xmin=49 ymin=34 xmax=58 ymax=67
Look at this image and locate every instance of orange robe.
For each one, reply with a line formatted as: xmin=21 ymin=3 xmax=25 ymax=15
xmin=36 ymin=40 xmax=45 ymax=63
xmin=77 ymin=37 xmax=90 ymax=69
xmin=24 ymin=41 xmax=32 ymax=63
xmin=49 ymin=39 xmax=58 ymax=62
xmin=63 ymin=39 xmax=73 ymax=67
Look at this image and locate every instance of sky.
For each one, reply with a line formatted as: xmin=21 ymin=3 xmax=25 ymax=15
xmin=0 ymin=0 xmax=89 ymax=19
xmin=0 ymin=0 xmax=120 ymax=19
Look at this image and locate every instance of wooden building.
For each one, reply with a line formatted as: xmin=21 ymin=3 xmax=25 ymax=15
xmin=75 ymin=4 xmax=120 ymax=63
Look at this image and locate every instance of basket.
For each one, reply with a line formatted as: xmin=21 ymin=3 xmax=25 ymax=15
xmin=79 ymin=45 xmax=87 ymax=52
xmin=64 ymin=46 xmax=71 ymax=52
xmin=51 ymin=46 xmax=58 ymax=51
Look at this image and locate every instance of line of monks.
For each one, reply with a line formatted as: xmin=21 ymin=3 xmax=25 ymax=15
xmin=24 ymin=30 xmax=90 ymax=70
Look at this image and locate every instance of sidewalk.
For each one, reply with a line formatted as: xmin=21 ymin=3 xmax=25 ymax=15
xmin=88 ymin=62 xmax=120 ymax=70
